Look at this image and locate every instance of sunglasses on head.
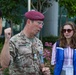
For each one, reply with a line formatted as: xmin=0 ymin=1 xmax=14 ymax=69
xmin=62 ymin=29 xmax=73 ymax=33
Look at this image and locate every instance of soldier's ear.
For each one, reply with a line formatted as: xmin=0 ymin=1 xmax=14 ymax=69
xmin=27 ymin=19 xmax=30 ymax=24
xmin=27 ymin=19 xmax=32 ymax=25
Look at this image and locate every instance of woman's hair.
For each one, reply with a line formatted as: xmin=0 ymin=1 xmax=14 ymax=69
xmin=59 ymin=21 xmax=76 ymax=48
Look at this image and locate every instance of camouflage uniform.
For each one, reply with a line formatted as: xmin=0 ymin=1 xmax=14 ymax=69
xmin=0 ymin=71 xmax=3 ymax=75
xmin=9 ymin=31 xmax=44 ymax=75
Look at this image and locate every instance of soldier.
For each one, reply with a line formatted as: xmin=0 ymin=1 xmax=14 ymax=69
xmin=1 ymin=10 xmax=51 ymax=75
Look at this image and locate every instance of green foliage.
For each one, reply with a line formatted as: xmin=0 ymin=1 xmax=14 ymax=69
xmin=0 ymin=0 xmax=58 ymax=24
xmin=59 ymin=0 xmax=76 ymax=17
xmin=0 ymin=0 xmax=27 ymax=24
xmin=42 ymin=35 xmax=59 ymax=74
xmin=0 ymin=0 xmax=56 ymax=24
xmin=3 ymin=68 xmax=9 ymax=75
xmin=42 ymin=36 xmax=59 ymax=75
xmin=42 ymin=35 xmax=59 ymax=46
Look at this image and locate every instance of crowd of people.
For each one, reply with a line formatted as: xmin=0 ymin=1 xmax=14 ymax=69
xmin=0 ymin=9 xmax=76 ymax=75
xmin=0 ymin=10 xmax=50 ymax=75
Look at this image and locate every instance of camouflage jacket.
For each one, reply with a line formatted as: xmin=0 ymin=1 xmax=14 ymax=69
xmin=9 ymin=31 xmax=44 ymax=75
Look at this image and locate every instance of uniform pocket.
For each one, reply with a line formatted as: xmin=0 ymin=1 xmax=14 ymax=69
xmin=19 ymin=45 xmax=32 ymax=54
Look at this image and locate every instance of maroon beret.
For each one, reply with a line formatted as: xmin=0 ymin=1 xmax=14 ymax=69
xmin=24 ymin=10 xmax=44 ymax=21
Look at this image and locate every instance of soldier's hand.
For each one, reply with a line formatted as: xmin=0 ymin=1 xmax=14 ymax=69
xmin=4 ymin=27 xmax=11 ymax=40
xmin=42 ymin=67 xmax=51 ymax=75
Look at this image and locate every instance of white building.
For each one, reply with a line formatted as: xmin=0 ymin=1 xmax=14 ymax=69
xmin=42 ymin=0 xmax=59 ymax=37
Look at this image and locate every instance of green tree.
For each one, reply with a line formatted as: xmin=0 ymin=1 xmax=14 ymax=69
xmin=0 ymin=0 xmax=27 ymax=24
xmin=59 ymin=0 xmax=76 ymax=17
xmin=0 ymin=0 xmax=58 ymax=23
xmin=0 ymin=0 xmax=58 ymax=25
xmin=58 ymin=0 xmax=76 ymax=28
xmin=31 ymin=0 xmax=58 ymax=14
xmin=0 ymin=0 xmax=58 ymax=35
xmin=0 ymin=0 xmax=53 ymax=34
xmin=0 ymin=0 xmax=28 ymax=35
